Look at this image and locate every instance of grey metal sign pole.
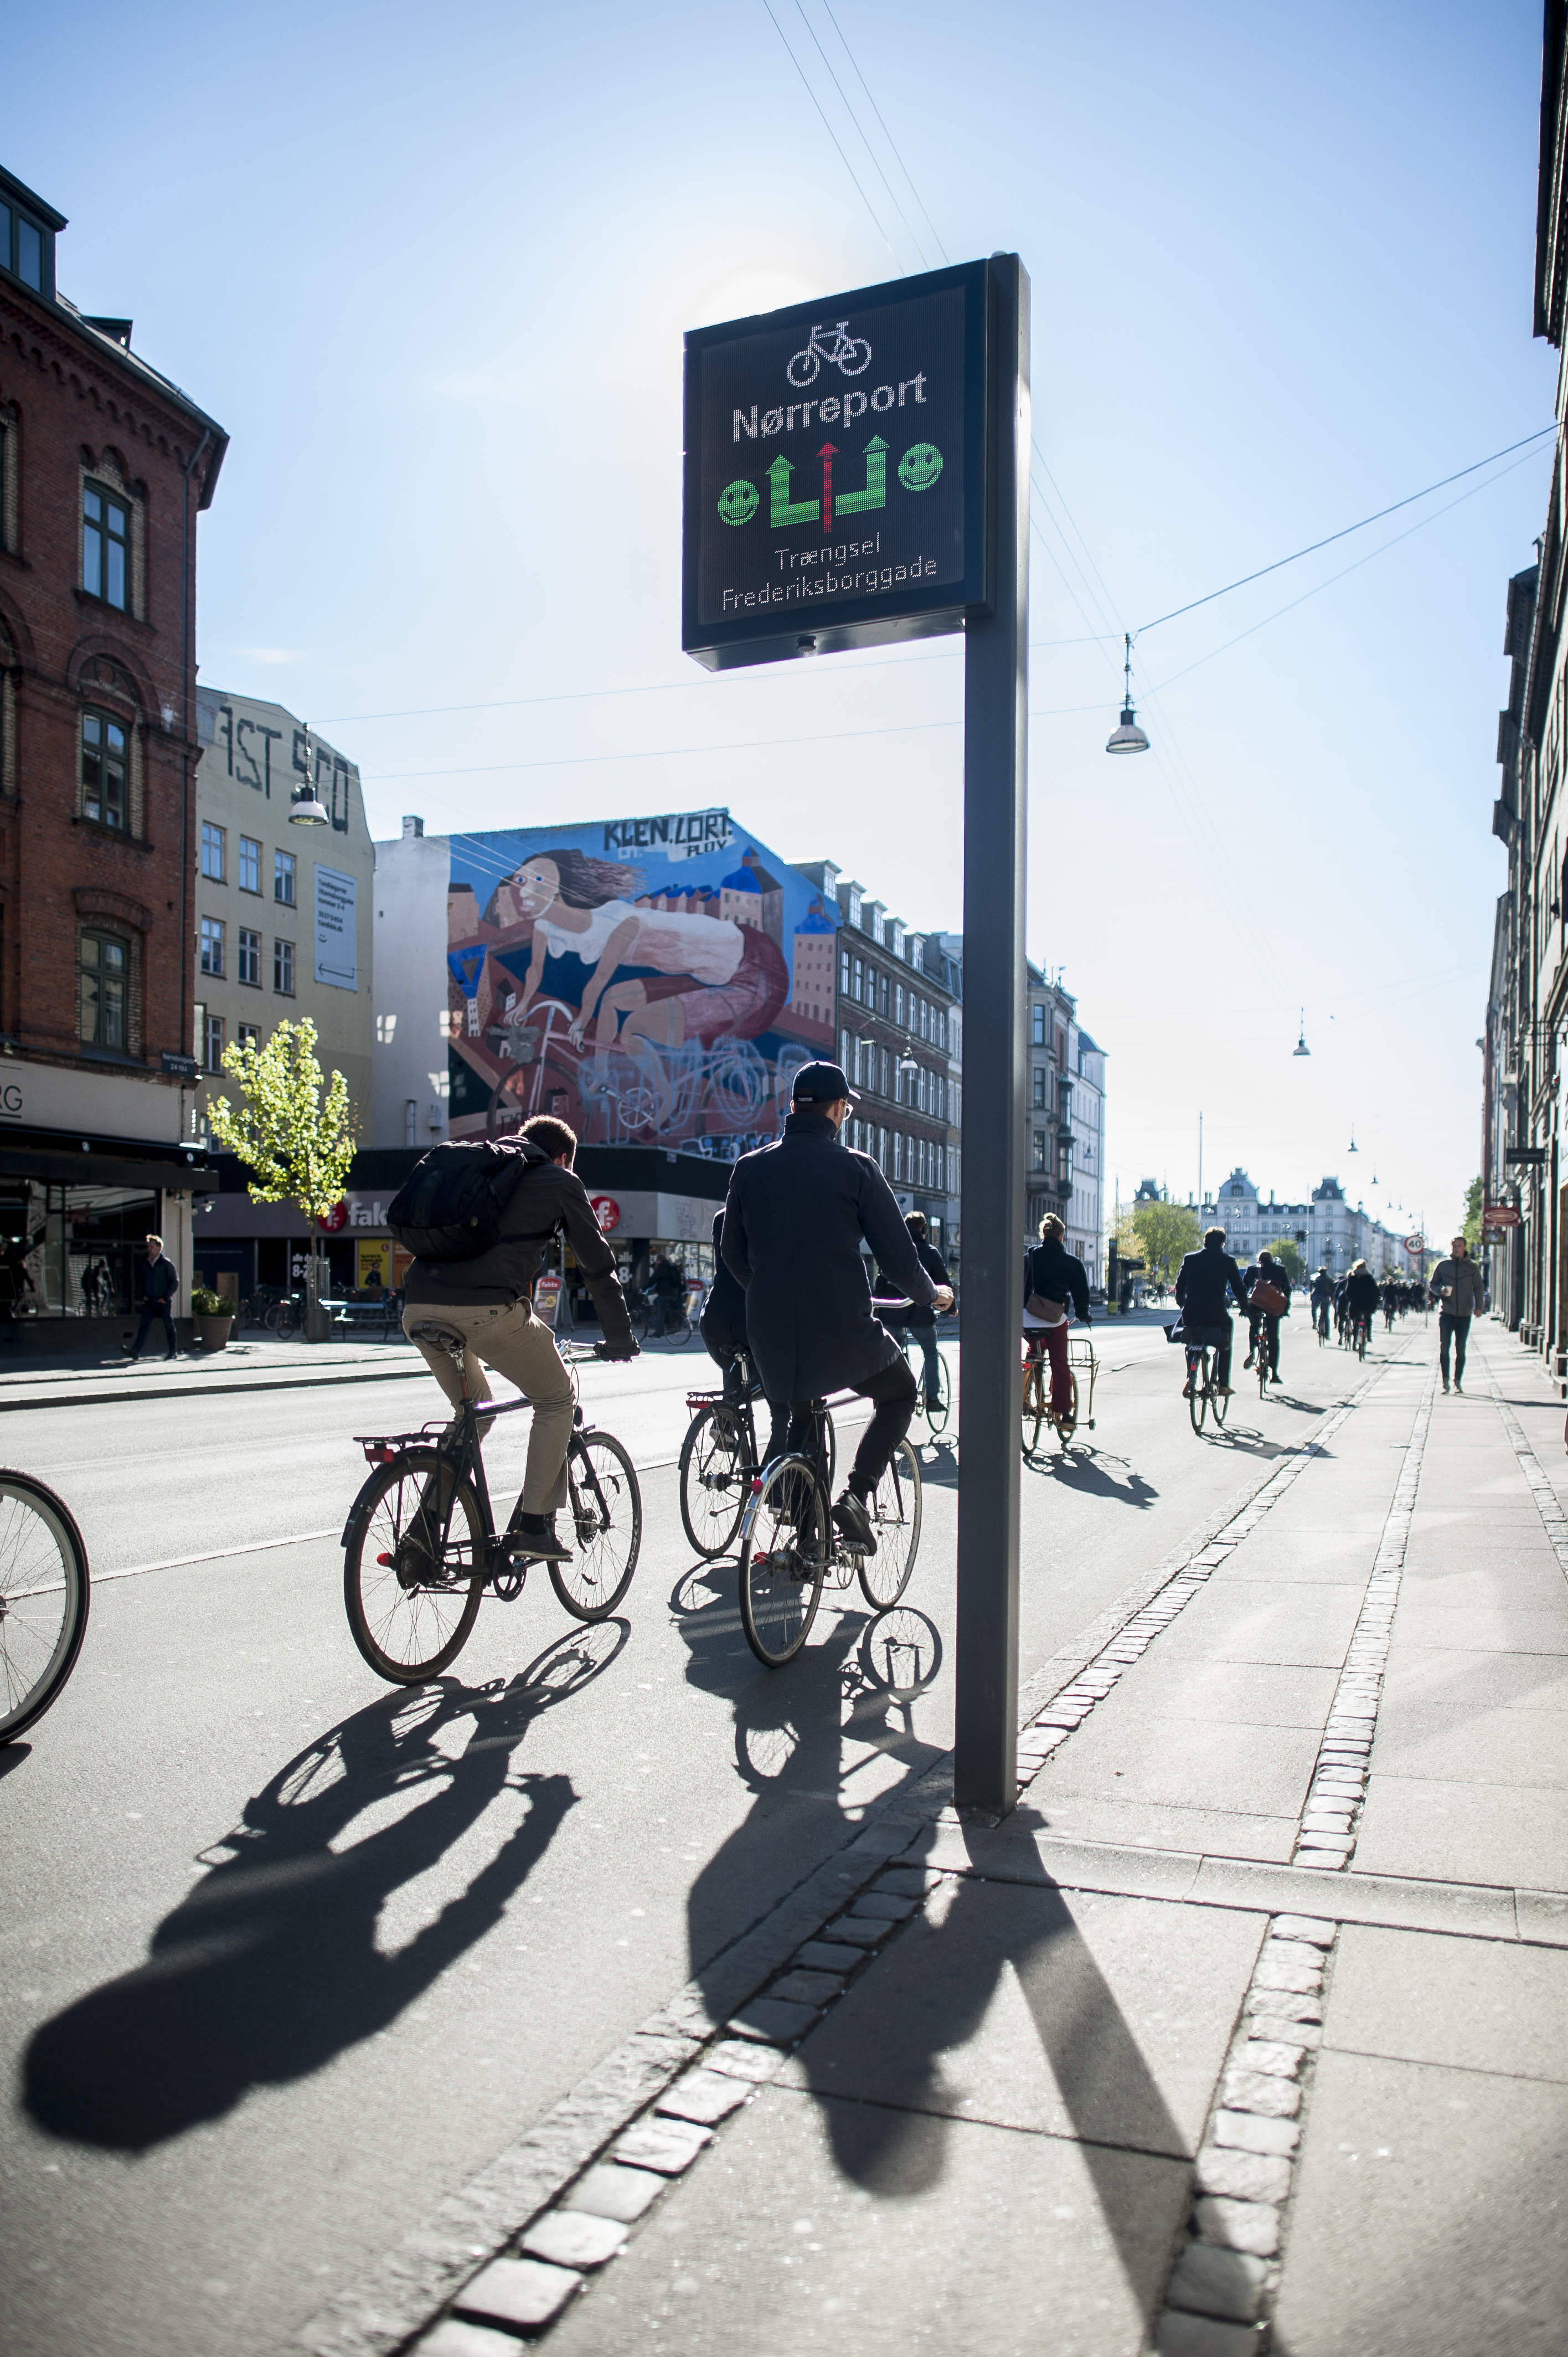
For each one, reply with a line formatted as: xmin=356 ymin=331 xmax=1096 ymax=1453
xmin=953 ymin=253 xmax=1030 ymax=1816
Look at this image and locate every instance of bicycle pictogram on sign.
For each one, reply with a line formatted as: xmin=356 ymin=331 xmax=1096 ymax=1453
xmin=786 ymin=321 xmax=872 ymax=387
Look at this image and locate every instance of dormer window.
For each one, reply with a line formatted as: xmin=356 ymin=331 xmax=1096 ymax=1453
xmin=0 ymin=171 xmax=61 ymax=298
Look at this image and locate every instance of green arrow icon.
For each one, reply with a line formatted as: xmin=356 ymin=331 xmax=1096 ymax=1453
xmin=768 ymin=454 xmax=820 ymax=529
xmin=835 ymin=434 xmax=888 ymax=517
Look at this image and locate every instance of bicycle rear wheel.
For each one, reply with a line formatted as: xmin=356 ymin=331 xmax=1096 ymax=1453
xmin=858 ymin=1439 xmax=922 ymax=1608
xmin=344 ymin=1450 xmax=484 ymax=1684
xmin=0 ymin=1471 xmax=90 ymax=1743
xmin=740 ymin=1454 xmax=827 ymax=1666
xmin=667 ymin=1314 xmax=692 ymax=1350
xmin=1188 ymin=1354 xmax=1208 ymax=1434
xmin=1022 ymin=1356 xmax=1046 ymax=1458
xmin=925 ymin=1350 xmax=952 ymax=1437
xmin=679 ymin=1402 xmax=749 ymax=1558
xmin=554 ymin=1430 xmax=641 ymax=1619
xmin=1053 ymin=1368 xmax=1081 ymax=1450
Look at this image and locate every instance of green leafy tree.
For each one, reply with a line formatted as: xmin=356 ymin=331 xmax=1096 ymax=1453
xmin=1262 ymin=1236 xmax=1306 ymax=1285
xmin=208 ymin=1020 xmax=357 ymax=1336
xmin=1462 ymin=1176 xmax=1483 ymax=1255
xmin=1130 ymin=1201 xmax=1200 ymax=1285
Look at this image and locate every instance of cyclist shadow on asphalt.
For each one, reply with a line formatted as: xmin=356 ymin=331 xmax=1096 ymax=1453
xmin=670 ymin=1562 xmax=945 ymax=1996
xmin=1026 ymin=1447 xmax=1158 ymax=1509
xmin=22 ymin=1623 xmax=625 ymax=2153
xmin=791 ymin=1812 xmax=1188 ymax=2311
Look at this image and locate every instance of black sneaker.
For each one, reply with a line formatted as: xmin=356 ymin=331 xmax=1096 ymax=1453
xmin=832 ymin=1492 xmax=877 ymax=1556
xmin=507 ymin=1514 xmax=572 ymax=1565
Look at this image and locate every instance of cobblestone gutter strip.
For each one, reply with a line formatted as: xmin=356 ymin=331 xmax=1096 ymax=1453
xmin=1015 ymin=1359 xmax=1403 ymax=1800
xmin=1486 ymin=1363 xmax=1568 ymax=1578
xmin=1151 ymin=1912 xmax=1339 ymax=2354
xmin=1288 ymin=1364 xmax=1437 ymax=1873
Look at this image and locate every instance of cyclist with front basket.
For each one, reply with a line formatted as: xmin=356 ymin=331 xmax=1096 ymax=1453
xmin=1173 ymin=1224 xmax=1249 ymax=1399
xmin=393 ymin=1115 xmax=637 ymax=1565
xmin=1023 ymin=1212 xmax=1091 ymax=1427
xmin=721 ymin=1059 xmax=951 ymax=1555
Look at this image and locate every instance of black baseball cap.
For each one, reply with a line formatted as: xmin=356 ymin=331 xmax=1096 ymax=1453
xmin=791 ymin=1059 xmax=858 ymax=1106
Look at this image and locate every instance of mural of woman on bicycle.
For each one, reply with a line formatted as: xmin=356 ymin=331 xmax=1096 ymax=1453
xmin=446 ymin=811 xmax=835 ymax=1155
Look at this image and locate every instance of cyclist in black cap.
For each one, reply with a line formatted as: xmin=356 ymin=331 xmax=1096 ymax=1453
xmin=720 ymin=1058 xmax=952 ymax=1553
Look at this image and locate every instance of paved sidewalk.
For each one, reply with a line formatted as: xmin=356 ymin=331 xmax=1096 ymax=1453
xmin=333 ymin=1326 xmax=1567 ymax=2357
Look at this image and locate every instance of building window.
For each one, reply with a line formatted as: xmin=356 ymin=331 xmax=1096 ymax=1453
xmin=82 ymin=483 xmax=129 ymax=610
xmin=0 ymin=197 xmax=50 ymax=292
xmin=894 ymin=1132 xmax=905 ymax=1181
xmin=203 ymin=1012 xmax=225 ymax=1072
xmin=840 ymin=950 xmax=850 ymax=996
xmin=201 ymin=820 xmax=226 ymax=881
xmin=1033 ymin=1067 xmax=1048 ymax=1109
xmin=1033 ymin=1129 xmax=1048 ymax=1172
xmin=239 ymin=835 xmax=261 ymax=894
xmin=78 ymin=930 xmax=127 ymax=1049
xmin=275 ymin=849 xmax=296 ymax=906
xmin=236 ymin=1022 xmax=261 ymax=1051
xmin=1031 ymin=1003 xmax=1045 ymax=1047
xmin=1058 ymin=1136 xmax=1074 ymax=1189
xmin=274 ymin=938 xmax=296 ymax=995
xmin=237 ymin=927 xmax=262 ymax=987
xmin=894 ymin=981 xmax=905 ymax=1028
xmin=81 ymin=709 xmax=127 ymax=829
xmin=405 ymin=1099 xmax=418 ymax=1147
xmin=853 ymin=956 xmax=864 ymax=1003
xmin=199 ymin=917 xmax=225 ymax=978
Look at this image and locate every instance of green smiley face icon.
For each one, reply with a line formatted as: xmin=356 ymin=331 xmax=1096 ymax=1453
xmin=718 ymin=478 xmax=760 ymax=527
xmin=898 ymin=442 xmax=943 ymax=493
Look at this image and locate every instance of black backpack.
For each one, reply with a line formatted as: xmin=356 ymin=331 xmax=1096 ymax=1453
xmin=385 ymin=1139 xmax=532 ymax=1262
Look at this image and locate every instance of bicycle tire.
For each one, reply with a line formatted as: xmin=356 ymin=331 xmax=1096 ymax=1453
xmin=0 ymin=1470 xmax=90 ymax=1743
xmin=739 ymin=1454 xmax=827 ymax=1666
xmin=1022 ymin=1356 xmax=1046 ymax=1459
xmin=925 ymin=1350 xmax=952 ymax=1437
xmin=1211 ymin=1360 xmax=1231 ymax=1427
xmin=1053 ymin=1368 xmax=1081 ymax=1449
xmin=786 ymin=346 xmax=821 ymax=387
xmin=858 ymin=1438 xmax=922 ymax=1608
xmin=343 ymin=1450 xmax=484 ymax=1684
xmin=1258 ymin=1349 xmax=1269 ymax=1403
xmin=679 ymin=1402 xmax=750 ymax=1558
xmin=553 ymin=1430 xmax=641 ymax=1619
xmin=274 ymin=1300 xmax=300 ymax=1339
xmin=838 ymin=334 xmax=872 ymax=375
xmin=668 ymin=1314 xmax=692 ymax=1350
xmin=1188 ymin=1354 xmax=1208 ymax=1435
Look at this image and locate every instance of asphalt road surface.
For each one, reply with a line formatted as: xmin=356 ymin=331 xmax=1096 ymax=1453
xmin=1 ymin=1311 xmax=1397 ymax=2357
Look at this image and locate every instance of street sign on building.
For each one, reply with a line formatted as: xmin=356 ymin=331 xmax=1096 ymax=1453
xmin=683 ymin=261 xmax=991 ymax=671
xmin=1482 ymin=1205 xmax=1520 ymax=1229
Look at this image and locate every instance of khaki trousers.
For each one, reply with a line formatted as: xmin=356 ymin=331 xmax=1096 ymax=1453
xmin=403 ymin=1298 xmax=574 ymax=1514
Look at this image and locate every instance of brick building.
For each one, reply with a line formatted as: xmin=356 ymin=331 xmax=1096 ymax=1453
xmin=0 ymin=163 xmax=226 ymax=1346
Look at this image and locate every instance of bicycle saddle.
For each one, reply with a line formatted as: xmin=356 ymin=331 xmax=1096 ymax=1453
xmin=409 ymin=1321 xmax=469 ymax=1364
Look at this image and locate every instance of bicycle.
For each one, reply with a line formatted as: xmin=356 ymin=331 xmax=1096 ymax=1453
xmin=625 ymin=1284 xmax=692 ymax=1348
xmin=264 ymin=1290 xmax=305 ymax=1339
xmin=786 ymin=319 xmax=871 ymax=387
xmin=736 ymin=1397 xmax=921 ymax=1667
xmin=0 ymin=1469 xmax=91 ymax=1743
xmin=341 ymin=1329 xmax=641 ymax=1684
xmin=885 ymin=1313 xmax=952 ymax=1440
xmin=1184 ymin=1334 xmax=1232 ymax=1436
xmin=1315 ymin=1303 xmax=1330 ymax=1346
xmin=1353 ymin=1314 xmax=1370 ymax=1362
xmin=1021 ymin=1326 xmax=1097 ymax=1459
xmin=679 ymin=1352 xmax=835 ymax=1558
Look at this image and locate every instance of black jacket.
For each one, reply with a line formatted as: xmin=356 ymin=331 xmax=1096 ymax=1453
xmin=876 ymin=1238 xmax=951 ymax=1329
xmin=138 ymin=1253 xmax=179 ymax=1306
xmin=1343 ymin=1268 xmax=1381 ymax=1320
xmin=1023 ymin=1238 xmax=1089 ymax=1323
xmin=404 ymin=1138 xmax=633 ymax=1348
xmin=721 ymin=1109 xmax=936 ymax=1403
xmin=1174 ymin=1242 xmax=1247 ymax=1326
xmin=699 ymin=1211 xmax=749 ymax=1358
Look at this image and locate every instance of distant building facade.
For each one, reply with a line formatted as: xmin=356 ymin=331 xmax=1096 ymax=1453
xmin=1196 ymin=1167 xmax=1413 ymax=1275
xmin=1025 ymin=965 xmax=1106 ymax=1281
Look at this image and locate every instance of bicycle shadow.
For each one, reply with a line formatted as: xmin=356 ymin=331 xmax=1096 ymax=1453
xmin=22 ymin=1623 xmax=623 ymax=2153
xmin=1027 ymin=1448 xmax=1158 ymax=1509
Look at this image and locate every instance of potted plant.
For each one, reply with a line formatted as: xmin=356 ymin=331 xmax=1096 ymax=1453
xmin=191 ymin=1286 xmax=237 ymax=1350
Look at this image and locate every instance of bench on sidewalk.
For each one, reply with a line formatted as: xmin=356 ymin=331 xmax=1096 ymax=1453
xmin=319 ymin=1293 xmax=405 ymax=1342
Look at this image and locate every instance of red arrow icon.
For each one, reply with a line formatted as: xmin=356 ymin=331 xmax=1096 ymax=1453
xmin=818 ymin=441 xmax=838 ymax=532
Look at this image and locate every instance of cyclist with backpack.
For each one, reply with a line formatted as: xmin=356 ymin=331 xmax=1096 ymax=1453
xmin=390 ymin=1115 xmax=637 ymax=1564
xmin=1309 ymin=1266 xmax=1333 ymax=1340
xmin=1241 ymin=1248 xmax=1291 ymax=1388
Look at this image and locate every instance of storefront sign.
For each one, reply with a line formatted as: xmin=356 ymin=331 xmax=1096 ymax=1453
xmin=533 ymin=1270 xmax=564 ymax=1329
xmin=314 ymin=865 xmax=358 ymax=991
xmin=590 ymin=1194 xmax=622 ymax=1233
xmin=1481 ymin=1206 xmax=1520 ymax=1229
xmin=683 ymin=260 xmax=989 ymax=670
xmin=0 ymin=1057 xmax=183 ymax=1143
xmin=317 ymin=1201 xmax=348 ymax=1233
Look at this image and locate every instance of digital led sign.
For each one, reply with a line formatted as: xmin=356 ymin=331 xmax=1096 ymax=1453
xmin=683 ymin=260 xmax=990 ymax=670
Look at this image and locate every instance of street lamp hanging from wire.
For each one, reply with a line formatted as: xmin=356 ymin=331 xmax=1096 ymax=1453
xmin=1105 ymin=634 xmax=1150 ymax=755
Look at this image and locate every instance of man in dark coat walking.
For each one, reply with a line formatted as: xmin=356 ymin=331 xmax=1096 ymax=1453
xmin=127 ymin=1233 xmax=180 ymax=1361
xmin=1173 ymin=1224 xmax=1248 ymax=1397
xmin=721 ymin=1061 xmax=950 ymax=1553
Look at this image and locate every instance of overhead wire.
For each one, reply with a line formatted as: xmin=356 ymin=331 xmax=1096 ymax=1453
xmin=793 ymin=2 xmax=933 ymax=269
xmin=819 ymin=0 xmax=950 ymax=264
xmin=758 ymin=0 xmax=904 ymax=273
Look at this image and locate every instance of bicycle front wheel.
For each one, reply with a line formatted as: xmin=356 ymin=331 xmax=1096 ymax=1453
xmin=925 ymin=1350 xmax=952 ymax=1437
xmin=679 ymin=1403 xmax=750 ymax=1558
xmin=858 ymin=1439 xmax=922 ymax=1608
xmin=275 ymin=1299 xmax=300 ymax=1339
xmin=1188 ymin=1357 xmax=1208 ymax=1435
xmin=668 ymin=1314 xmax=692 ymax=1350
xmin=344 ymin=1450 xmax=484 ymax=1684
xmin=555 ymin=1430 xmax=642 ymax=1619
xmin=740 ymin=1454 xmax=827 ymax=1666
xmin=0 ymin=1471 xmax=90 ymax=1743
xmin=1053 ymin=1368 xmax=1081 ymax=1449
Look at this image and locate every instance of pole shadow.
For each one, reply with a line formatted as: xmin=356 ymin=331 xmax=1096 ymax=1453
xmin=23 ymin=1622 xmax=624 ymax=2151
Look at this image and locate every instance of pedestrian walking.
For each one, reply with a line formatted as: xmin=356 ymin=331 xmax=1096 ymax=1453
xmin=127 ymin=1234 xmax=180 ymax=1360
xmin=1428 ymin=1233 xmax=1485 ymax=1394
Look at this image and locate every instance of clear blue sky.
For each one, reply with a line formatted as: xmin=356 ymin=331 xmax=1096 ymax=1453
xmin=12 ymin=1 xmax=1554 ymax=1236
